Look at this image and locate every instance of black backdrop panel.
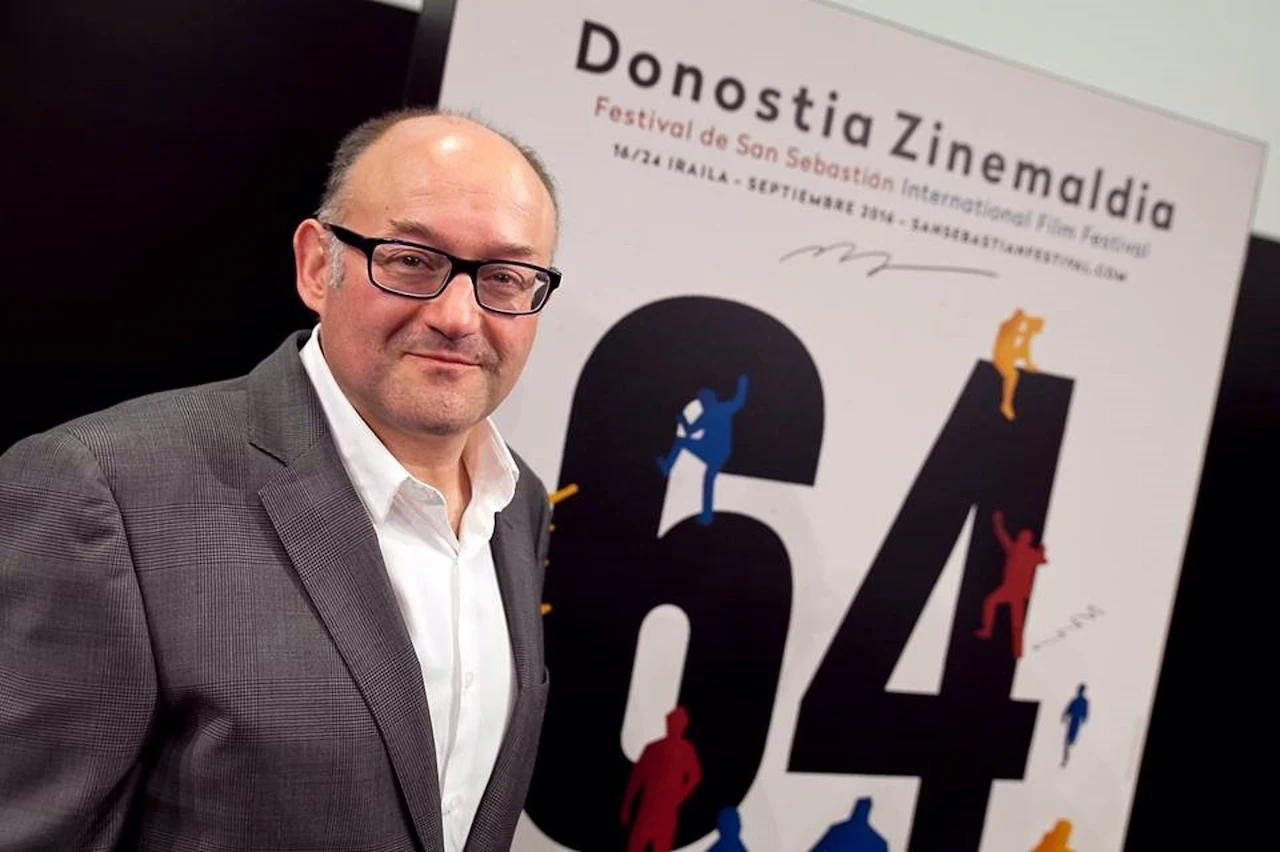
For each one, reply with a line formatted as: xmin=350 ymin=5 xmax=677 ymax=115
xmin=1123 ymin=234 xmax=1277 ymax=848
xmin=0 ymin=0 xmax=417 ymax=451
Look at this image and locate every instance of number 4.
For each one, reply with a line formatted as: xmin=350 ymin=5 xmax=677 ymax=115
xmin=790 ymin=361 xmax=1073 ymax=852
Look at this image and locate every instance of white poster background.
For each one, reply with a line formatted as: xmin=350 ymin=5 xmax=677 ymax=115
xmin=438 ymin=1 xmax=1263 ymax=849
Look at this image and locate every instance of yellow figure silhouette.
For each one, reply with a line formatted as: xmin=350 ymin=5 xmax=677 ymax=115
xmin=541 ymin=483 xmax=581 ymax=617
xmin=1031 ymin=819 xmax=1074 ymax=852
xmin=549 ymin=483 xmax=580 ymax=505
xmin=993 ymin=308 xmax=1045 ymax=421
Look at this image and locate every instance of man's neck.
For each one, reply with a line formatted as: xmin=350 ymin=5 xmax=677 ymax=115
xmin=372 ymin=422 xmax=474 ymax=535
xmin=309 ymin=330 xmax=476 ymax=533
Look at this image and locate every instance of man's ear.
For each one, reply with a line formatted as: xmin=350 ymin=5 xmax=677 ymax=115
xmin=294 ymin=218 xmax=332 ymax=316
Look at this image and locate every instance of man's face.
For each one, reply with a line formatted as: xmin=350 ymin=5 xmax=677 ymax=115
xmin=296 ymin=117 xmax=557 ymax=441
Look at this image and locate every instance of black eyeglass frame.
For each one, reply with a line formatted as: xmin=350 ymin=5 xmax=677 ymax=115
xmin=322 ymin=222 xmax=561 ymax=316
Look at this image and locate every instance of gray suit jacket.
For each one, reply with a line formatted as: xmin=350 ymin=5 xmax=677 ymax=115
xmin=0 ymin=332 xmax=551 ymax=851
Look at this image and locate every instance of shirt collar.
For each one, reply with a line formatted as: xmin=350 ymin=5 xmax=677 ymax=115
xmin=298 ymin=326 xmax=520 ymax=524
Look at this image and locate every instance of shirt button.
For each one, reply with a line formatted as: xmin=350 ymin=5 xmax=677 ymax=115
xmin=445 ymin=795 xmax=461 ymax=814
xmin=464 ymin=671 xmax=475 ymax=690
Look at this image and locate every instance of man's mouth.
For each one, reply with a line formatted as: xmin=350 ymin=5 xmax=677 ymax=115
xmin=407 ymin=351 xmax=481 ymax=367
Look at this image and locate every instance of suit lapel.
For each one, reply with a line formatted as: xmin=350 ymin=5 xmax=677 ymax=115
xmin=491 ymin=515 xmax=540 ymax=691
xmin=464 ymin=511 xmax=544 ymax=851
xmin=249 ymin=333 xmax=444 ymax=852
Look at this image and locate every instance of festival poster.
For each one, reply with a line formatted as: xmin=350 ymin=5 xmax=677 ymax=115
xmin=435 ymin=1 xmax=1264 ymax=849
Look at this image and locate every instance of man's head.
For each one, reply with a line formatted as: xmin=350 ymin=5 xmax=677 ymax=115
xmin=294 ymin=109 xmax=558 ymax=442
xmin=666 ymin=705 xmax=689 ymax=737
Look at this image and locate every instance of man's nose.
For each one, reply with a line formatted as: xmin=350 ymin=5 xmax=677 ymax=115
xmin=421 ymin=270 xmax=483 ymax=338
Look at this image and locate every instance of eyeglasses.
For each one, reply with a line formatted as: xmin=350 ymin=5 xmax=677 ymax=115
xmin=322 ymin=222 xmax=561 ymax=316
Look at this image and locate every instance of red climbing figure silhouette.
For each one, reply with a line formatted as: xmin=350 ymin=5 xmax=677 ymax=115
xmin=974 ymin=509 xmax=1048 ymax=659
xmin=620 ymin=706 xmax=703 ymax=852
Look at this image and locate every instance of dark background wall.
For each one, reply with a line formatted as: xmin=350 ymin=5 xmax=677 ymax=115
xmin=1 ymin=0 xmax=1273 ymax=846
xmin=0 ymin=0 xmax=414 ymax=446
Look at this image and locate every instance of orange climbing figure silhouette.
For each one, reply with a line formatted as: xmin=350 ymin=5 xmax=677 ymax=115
xmin=974 ymin=509 xmax=1048 ymax=659
xmin=1031 ymin=819 xmax=1074 ymax=852
xmin=992 ymin=308 xmax=1045 ymax=420
xmin=620 ymin=706 xmax=703 ymax=852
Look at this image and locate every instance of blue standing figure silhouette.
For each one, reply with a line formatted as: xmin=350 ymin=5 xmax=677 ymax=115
xmin=656 ymin=374 xmax=749 ymax=526
xmin=1062 ymin=683 xmax=1089 ymax=767
xmin=707 ymin=807 xmax=749 ymax=852
xmin=810 ymin=797 xmax=889 ymax=852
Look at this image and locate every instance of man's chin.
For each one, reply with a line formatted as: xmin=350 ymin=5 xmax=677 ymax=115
xmin=382 ymin=373 xmax=496 ymax=436
xmin=412 ymin=418 xmax=479 ymax=438
xmin=395 ymin=398 xmax=495 ymax=439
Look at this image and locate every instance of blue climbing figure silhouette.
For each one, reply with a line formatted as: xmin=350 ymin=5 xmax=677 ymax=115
xmin=1062 ymin=683 xmax=1089 ymax=767
xmin=707 ymin=807 xmax=749 ymax=852
xmin=656 ymin=374 xmax=749 ymax=526
xmin=810 ymin=797 xmax=888 ymax=852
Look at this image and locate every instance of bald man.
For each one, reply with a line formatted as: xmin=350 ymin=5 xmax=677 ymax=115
xmin=0 ymin=110 xmax=561 ymax=851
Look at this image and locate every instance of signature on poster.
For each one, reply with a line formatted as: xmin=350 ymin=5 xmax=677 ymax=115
xmin=1031 ymin=604 xmax=1106 ymax=652
xmin=780 ymin=240 xmax=997 ymax=278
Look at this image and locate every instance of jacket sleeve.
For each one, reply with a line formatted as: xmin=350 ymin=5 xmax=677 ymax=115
xmin=0 ymin=429 xmax=157 ymax=850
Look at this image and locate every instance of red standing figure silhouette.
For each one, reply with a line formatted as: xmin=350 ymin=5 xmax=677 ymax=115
xmin=620 ymin=706 xmax=703 ymax=852
xmin=974 ymin=510 xmax=1048 ymax=659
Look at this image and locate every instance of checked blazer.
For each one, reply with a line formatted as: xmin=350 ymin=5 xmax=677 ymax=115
xmin=0 ymin=331 xmax=552 ymax=851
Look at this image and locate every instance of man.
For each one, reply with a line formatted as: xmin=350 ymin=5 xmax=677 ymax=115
xmin=0 ymin=109 xmax=559 ymax=851
xmin=706 ymin=807 xmax=749 ymax=852
xmin=1031 ymin=819 xmax=1075 ymax=852
xmin=809 ymin=797 xmax=888 ymax=852
xmin=991 ymin=307 xmax=1045 ymax=422
xmin=655 ymin=375 xmax=749 ymax=526
xmin=619 ymin=706 xmax=703 ymax=852
xmin=973 ymin=508 xmax=1049 ymax=659
xmin=1061 ymin=683 xmax=1090 ymax=766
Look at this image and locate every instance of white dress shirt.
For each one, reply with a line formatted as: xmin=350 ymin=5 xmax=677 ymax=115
xmin=300 ymin=327 xmax=518 ymax=852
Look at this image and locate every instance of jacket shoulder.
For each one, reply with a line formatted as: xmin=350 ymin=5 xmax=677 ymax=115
xmin=61 ymin=376 xmax=250 ymax=461
xmin=2 ymin=375 xmax=256 ymax=501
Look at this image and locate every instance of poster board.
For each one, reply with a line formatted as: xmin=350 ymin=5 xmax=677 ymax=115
xmin=437 ymin=1 xmax=1264 ymax=849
